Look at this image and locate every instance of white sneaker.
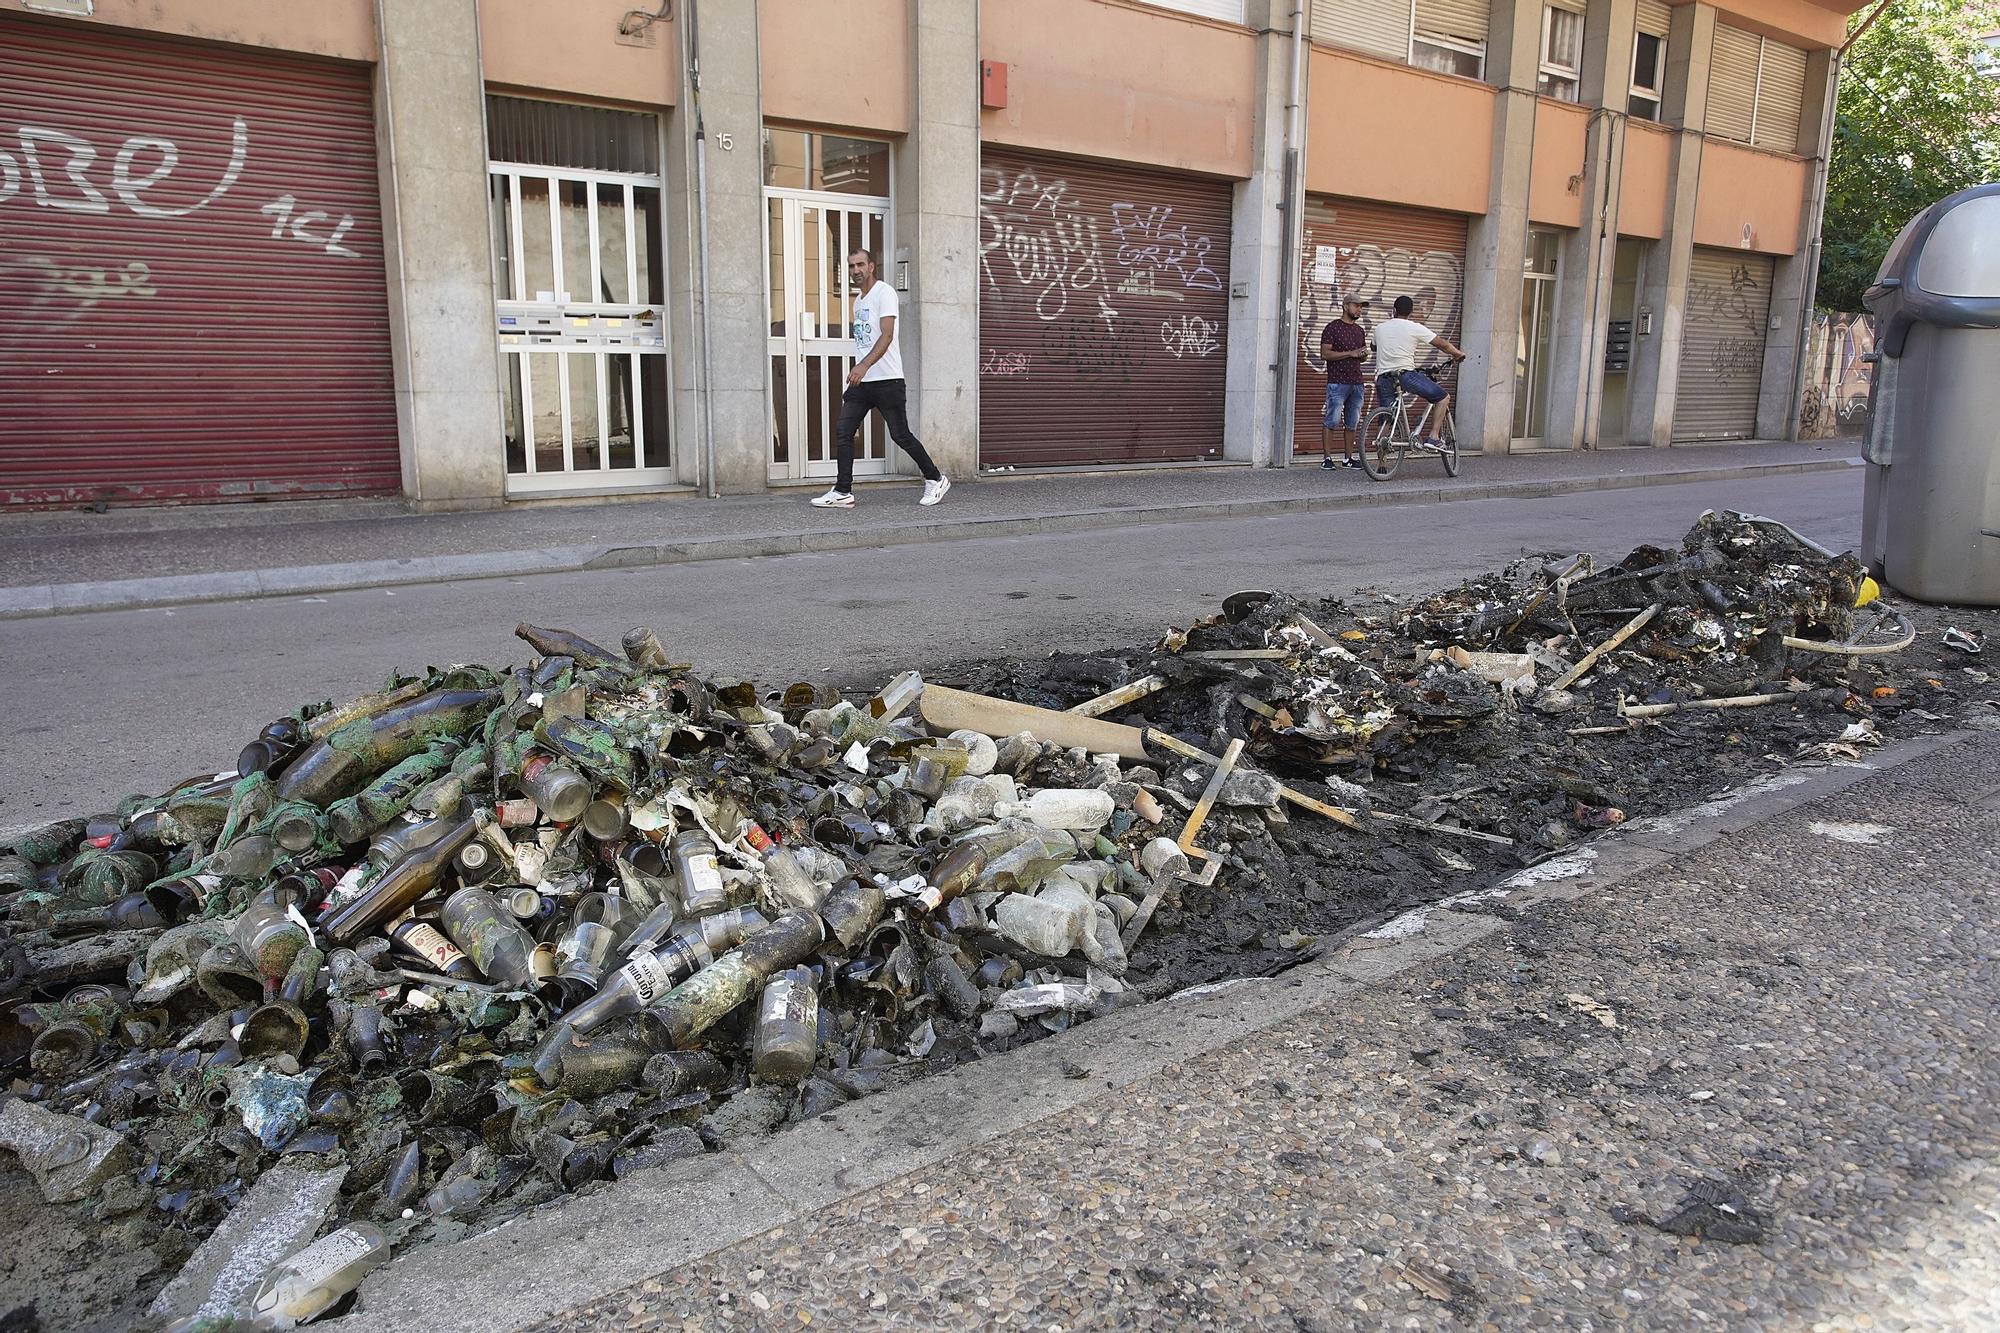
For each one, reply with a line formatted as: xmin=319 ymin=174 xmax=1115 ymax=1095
xmin=810 ymin=489 xmax=855 ymax=508
xmin=919 ymin=476 xmax=951 ymax=507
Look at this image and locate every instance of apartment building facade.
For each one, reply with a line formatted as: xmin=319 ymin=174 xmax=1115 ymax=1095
xmin=0 ymin=0 xmax=1857 ymax=507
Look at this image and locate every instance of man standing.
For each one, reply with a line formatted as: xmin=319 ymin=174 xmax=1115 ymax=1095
xmin=810 ymin=248 xmax=950 ymax=509
xmin=1318 ymin=294 xmax=1370 ymax=470
xmin=1371 ymin=294 xmax=1465 ymax=446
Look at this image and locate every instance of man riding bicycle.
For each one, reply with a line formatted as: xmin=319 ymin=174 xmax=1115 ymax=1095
xmin=1371 ymin=294 xmax=1466 ymax=446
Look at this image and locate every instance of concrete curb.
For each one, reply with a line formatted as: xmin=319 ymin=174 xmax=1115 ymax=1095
xmin=331 ymin=718 xmax=1972 ymax=1333
xmin=0 ymin=458 xmax=1856 ymax=621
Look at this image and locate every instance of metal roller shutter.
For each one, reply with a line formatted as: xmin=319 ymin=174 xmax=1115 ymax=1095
xmin=1292 ymin=196 xmax=1468 ymax=456
xmin=1635 ymin=0 xmax=1672 ymax=38
xmin=1752 ymin=39 xmax=1808 ymax=152
xmin=978 ymin=149 xmax=1231 ymax=468
xmin=1672 ymin=248 xmax=1773 ymax=441
xmin=1415 ymin=0 xmax=1487 ymax=45
xmin=0 ymin=18 xmax=399 ymax=508
xmin=1707 ymin=25 xmax=1761 ymax=143
xmin=1310 ymin=0 xmax=1411 ymax=62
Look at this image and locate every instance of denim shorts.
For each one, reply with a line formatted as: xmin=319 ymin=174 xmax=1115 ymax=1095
xmin=1397 ymin=369 xmax=1446 ymax=404
xmin=1322 ymin=381 xmax=1366 ymax=430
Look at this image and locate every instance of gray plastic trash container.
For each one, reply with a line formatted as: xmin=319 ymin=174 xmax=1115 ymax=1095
xmin=1859 ymin=182 xmax=2000 ymax=605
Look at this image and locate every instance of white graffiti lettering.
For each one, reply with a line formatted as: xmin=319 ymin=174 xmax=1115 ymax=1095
xmin=10 ymin=119 xmax=248 ymax=219
xmin=260 ymin=195 xmax=361 ymax=259
xmin=17 ymin=127 xmax=108 ymax=213
xmin=1296 ymin=242 xmax=1464 ymax=371
xmin=1159 ymin=313 xmax=1220 ymax=359
xmin=0 ymin=255 xmax=158 ymax=360
xmin=980 ymin=348 xmax=1031 ymax=376
xmin=1109 ymin=202 xmax=1222 ymax=292
xmin=978 ymin=166 xmax=1118 ymax=328
xmin=3 ymin=118 xmax=354 ymax=257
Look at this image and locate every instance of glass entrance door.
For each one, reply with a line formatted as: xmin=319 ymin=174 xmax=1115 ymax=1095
xmin=1512 ymin=229 xmax=1561 ymax=444
xmin=764 ymin=192 xmax=892 ymax=482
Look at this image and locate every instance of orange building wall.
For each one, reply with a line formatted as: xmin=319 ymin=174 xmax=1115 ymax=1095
xmin=763 ymin=0 xmax=908 ymax=134
xmin=1695 ymin=140 xmax=1809 ymax=254
xmin=1527 ymin=98 xmax=1589 ymax=229
xmin=480 ymin=0 xmax=676 ymax=106
xmin=1 ymin=0 xmax=375 ymax=60
xmin=980 ymin=0 xmax=1256 ymax=179
xmin=1618 ymin=121 xmax=1672 ymax=239
xmin=1304 ymin=47 xmax=1492 ymax=215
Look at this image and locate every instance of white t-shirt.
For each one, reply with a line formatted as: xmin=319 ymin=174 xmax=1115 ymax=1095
xmin=852 ymin=280 xmax=904 ymax=382
xmin=1372 ymin=317 xmax=1438 ymax=374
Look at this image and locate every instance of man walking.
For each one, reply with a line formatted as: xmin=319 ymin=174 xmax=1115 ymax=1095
xmin=810 ymin=248 xmax=950 ymax=509
xmin=1318 ymin=294 xmax=1370 ymax=469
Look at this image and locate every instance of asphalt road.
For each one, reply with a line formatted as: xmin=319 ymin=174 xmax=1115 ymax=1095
xmin=0 ymin=470 xmax=1861 ymax=837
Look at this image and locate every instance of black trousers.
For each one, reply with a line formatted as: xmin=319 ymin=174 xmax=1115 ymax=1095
xmin=835 ymin=378 xmax=940 ymax=492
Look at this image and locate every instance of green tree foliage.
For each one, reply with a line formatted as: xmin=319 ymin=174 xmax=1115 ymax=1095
xmin=1818 ymin=0 xmax=2000 ymax=311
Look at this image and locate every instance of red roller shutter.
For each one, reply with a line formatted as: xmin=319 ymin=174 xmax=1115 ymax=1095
xmin=0 ymin=18 xmax=399 ymax=508
xmin=979 ymin=149 xmax=1231 ymax=467
xmin=1292 ymin=197 xmax=1468 ymax=455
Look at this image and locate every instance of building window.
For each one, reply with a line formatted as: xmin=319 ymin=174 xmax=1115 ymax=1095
xmin=1972 ymin=32 xmax=1999 ymax=78
xmin=1134 ymin=0 xmax=1246 ymax=20
xmin=1413 ymin=33 xmax=1486 ymax=79
xmin=762 ymin=128 xmax=890 ymax=196
xmin=1629 ymin=31 xmax=1666 ymax=120
xmin=1538 ymin=5 xmax=1583 ymax=101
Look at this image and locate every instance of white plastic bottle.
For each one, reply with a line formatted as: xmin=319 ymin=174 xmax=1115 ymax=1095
xmin=993 ymin=891 xmax=1086 ymax=957
xmin=991 ymin=788 xmax=1115 ymax=831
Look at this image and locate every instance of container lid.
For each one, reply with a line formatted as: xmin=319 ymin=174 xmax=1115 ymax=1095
xmin=1915 ymin=193 xmax=2000 ymax=298
xmin=1863 ymin=184 xmax=2000 ymax=355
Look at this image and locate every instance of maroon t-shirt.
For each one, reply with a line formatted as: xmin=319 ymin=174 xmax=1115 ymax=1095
xmin=1321 ymin=319 xmax=1367 ymax=384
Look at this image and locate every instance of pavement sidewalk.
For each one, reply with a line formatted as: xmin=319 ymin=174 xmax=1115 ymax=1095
xmin=0 ymin=439 xmax=1858 ymax=618
xmin=335 ymin=717 xmax=2000 ymax=1333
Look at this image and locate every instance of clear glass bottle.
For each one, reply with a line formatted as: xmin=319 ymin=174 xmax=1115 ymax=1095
xmin=739 ymin=821 xmax=823 ymax=911
xmin=249 ymin=1222 xmax=392 ymax=1325
xmin=752 ymin=967 xmax=819 ymax=1084
xmin=439 ymin=887 xmax=538 ymax=990
xmin=670 ymin=829 xmax=728 ymax=917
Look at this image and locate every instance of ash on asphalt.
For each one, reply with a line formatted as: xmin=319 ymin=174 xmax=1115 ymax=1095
xmin=937 ymin=538 xmax=1998 ymax=1002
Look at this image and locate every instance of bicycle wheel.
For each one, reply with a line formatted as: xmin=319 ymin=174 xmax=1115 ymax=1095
xmin=1360 ymin=408 xmax=1401 ymax=480
xmin=1438 ymin=410 xmax=1459 ymax=477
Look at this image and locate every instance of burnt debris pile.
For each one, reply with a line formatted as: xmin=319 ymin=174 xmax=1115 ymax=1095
xmin=0 ymin=512 xmax=1977 ymax=1327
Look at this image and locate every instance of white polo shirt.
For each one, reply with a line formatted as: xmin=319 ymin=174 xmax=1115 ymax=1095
xmin=1372 ymin=317 xmax=1438 ymax=374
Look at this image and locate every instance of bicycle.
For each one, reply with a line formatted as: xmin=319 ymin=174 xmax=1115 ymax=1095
xmin=1360 ymin=361 xmax=1460 ymax=481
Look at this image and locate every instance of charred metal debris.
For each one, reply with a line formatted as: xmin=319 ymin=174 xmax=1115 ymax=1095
xmin=0 ymin=512 xmax=1960 ymax=1326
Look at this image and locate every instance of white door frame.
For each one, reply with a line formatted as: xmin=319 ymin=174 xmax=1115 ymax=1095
xmin=763 ymin=187 xmax=894 ymax=482
xmin=489 ymin=159 xmax=675 ymax=496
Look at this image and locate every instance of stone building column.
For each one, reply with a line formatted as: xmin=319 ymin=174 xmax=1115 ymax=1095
xmin=1625 ymin=0 xmax=1714 ymax=447
xmin=374 ymin=0 xmax=505 ymax=506
xmin=1756 ymin=44 xmax=1838 ymax=440
xmin=1543 ymin=0 xmax=1636 ymax=449
xmin=892 ymin=0 xmax=981 ymax=478
xmin=1458 ymin=0 xmax=1542 ymax=453
xmin=664 ymin=0 xmax=767 ymax=494
xmin=1222 ymin=0 xmax=1303 ymax=466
